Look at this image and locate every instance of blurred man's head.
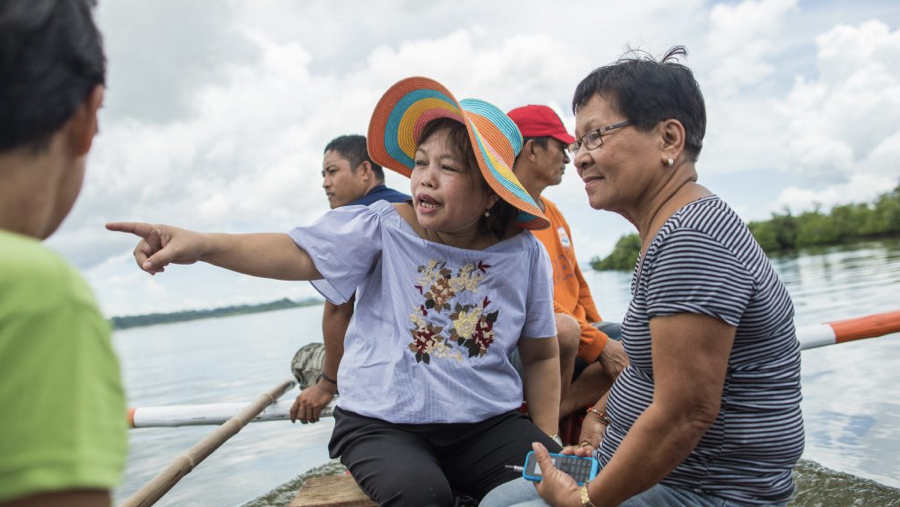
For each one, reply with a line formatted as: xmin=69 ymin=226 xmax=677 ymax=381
xmin=321 ymin=135 xmax=383 ymax=208
xmin=508 ymin=105 xmax=573 ymax=199
xmin=0 ymin=0 xmax=106 ymax=239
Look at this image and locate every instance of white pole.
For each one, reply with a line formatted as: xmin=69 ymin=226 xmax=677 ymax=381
xmin=795 ymin=323 xmax=837 ymax=350
xmin=129 ymin=399 xmax=336 ymax=428
xmin=126 ymin=310 xmax=900 ymax=429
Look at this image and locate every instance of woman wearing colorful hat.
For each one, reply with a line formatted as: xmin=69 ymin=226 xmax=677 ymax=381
xmin=108 ymin=77 xmax=563 ymax=505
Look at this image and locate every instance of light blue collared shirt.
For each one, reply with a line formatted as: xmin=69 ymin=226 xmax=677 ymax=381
xmin=289 ymin=201 xmax=556 ymax=424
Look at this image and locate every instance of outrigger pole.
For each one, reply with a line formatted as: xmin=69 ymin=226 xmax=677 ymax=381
xmin=128 ymin=398 xmax=335 ymax=428
xmin=119 ymin=378 xmax=296 ymax=507
xmin=126 ymin=309 xmax=900 ymax=430
xmin=795 ymin=309 xmax=900 ymax=350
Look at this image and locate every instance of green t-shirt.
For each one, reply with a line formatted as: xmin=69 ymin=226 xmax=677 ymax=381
xmin=0 ymin=230 xmax=127 ymax=503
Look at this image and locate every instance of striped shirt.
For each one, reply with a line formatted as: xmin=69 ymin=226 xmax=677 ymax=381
xmin=598 ymin=196 xmax=804 ymax=504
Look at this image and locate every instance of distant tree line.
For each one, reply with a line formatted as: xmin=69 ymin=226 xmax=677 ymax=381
xmin=110 ymin=297 xmax=322 ymax=330
xmin=591 ymin=183 xmax=900 ymax=272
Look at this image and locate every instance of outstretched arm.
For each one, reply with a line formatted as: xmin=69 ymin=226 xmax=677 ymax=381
xmin=106 ymin=222 xmax=321 ymax=281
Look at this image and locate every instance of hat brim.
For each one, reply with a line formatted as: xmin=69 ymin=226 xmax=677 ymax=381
xmin=368 ymin=77 xmax=549 ymax=230
xmin=549 ymin=132 xmax=575 ymax=145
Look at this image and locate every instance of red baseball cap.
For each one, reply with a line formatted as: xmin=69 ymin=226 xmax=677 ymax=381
xmin=507 ymin=105 xmax=575 ymax=145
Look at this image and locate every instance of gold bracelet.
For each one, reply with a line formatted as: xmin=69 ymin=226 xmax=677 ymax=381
xmin=586 ymin=407 xmax=611 ymax=426
xmin=580 ymin=481 xmax=597 ymax=507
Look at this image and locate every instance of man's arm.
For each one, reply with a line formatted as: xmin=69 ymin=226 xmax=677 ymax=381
xmin=291 ymin=297 xmax=354 ymax=423
xmin=573 ymin=262 xmax=601 ymax=323
xmin=561 ymin=219 xmax=601 ymax=323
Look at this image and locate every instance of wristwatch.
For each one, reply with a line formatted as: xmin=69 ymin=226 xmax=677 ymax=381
xmin=580 ymin=482 xmax=597 ymax=507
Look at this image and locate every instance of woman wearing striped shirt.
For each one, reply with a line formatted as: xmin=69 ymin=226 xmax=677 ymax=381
xmin=482 ymin=47 xmax=803 ymax=507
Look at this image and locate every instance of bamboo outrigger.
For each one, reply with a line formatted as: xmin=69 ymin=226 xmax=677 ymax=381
xmin=127 ymin=310 xmax=900 ymax=429
xmin=120 ymin=379 xmax=296 ymax=507
xmin=121 ymin=309 xmax=900 ymax=506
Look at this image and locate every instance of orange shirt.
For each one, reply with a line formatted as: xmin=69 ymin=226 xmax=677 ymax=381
xmin=531 ymin=198 xmax=608 ymax=362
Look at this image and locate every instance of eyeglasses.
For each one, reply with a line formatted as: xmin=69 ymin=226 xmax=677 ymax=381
xmin=567 ymin=120 xmax=631 ymax=155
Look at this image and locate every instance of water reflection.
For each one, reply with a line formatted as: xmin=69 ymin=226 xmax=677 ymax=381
xmin=774 ymin=241 xmax=900 ymax=490
xmin=113 ymin=306 xmax=334 ymax=507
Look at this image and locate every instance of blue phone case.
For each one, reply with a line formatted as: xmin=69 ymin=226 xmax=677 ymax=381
xmin=521 ymin=451 xmax=599 ymax=486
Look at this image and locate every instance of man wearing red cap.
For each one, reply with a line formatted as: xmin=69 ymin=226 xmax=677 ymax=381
xmin=508 ymin=105 xmax=628 ymax=419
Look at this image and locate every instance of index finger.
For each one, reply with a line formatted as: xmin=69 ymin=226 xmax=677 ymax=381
xmin=559 ymin=445 xmax=578 ymax=455
xmin=106 ymin=222 xmax=157 ymax=239
xmin=289 ymin=395 xmax=301 ymax=423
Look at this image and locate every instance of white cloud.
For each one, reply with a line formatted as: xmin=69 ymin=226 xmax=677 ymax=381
xmin=775 ymin=19 xmax=900 ymax=211
xmin=776 ymin=172 xmax=897 ymax=212
xmin=697 ymin=0 xmax=801 ymax=177
xmin=707 ymin=0 xmax=801 ymax=95
xmin=47 ymin=0 xmax=900 ymax=316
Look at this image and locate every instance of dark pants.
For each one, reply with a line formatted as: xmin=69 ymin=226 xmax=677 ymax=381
xmin=329 ymin=407 xmax=562 ymax=507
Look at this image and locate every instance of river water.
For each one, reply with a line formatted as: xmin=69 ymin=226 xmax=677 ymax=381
xmin=111 ymin=239 xmax=900 ymax=506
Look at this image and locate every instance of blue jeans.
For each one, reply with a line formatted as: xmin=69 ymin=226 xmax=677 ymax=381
xmin=478 ymin=477 xmax=787 ymax=507
xmin=591 ymin=320 xmax=623 ymax=341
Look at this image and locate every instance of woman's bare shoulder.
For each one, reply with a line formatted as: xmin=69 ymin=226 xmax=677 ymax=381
xmin=392 ymin=202 xmax=422 ymax=232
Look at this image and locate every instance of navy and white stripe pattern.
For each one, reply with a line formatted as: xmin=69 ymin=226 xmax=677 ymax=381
xmin=598 ymin=196 xmax=804 ymax=505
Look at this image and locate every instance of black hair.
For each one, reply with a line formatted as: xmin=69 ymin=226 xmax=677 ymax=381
xmin=513 ymin=136 xmax=554 ymax=164
xmin=572 ymin=46 xmax=706 ymax=161
xmin=0 ymin=0 xmax=105 ymax=153
xmin=417 ymin=118 xmax=516 ymax=240
xmin=323 ymin=134 xmax=384 ymax=181
xmin=525 ymin=136 xmax=551 ymax=150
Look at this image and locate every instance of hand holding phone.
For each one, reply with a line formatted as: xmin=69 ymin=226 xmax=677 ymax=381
xmin=521 ymin=451 xmax=598 ymax=486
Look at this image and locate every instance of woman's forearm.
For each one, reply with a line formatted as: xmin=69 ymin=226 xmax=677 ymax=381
xmin=588 ymin=402 xmax=713 ymax=506
xmin=522 ymin=355 xmax=560 ymax=436
xmin=203 ymin=232 xmax=321 ymax=280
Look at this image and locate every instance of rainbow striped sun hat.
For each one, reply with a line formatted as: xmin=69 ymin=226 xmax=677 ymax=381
xmin=367 ymin=76 xmax=549 ymax=230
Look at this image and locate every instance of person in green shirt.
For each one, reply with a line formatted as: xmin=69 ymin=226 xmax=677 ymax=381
xmin=0 ymin=1 xmax=127 ymax=506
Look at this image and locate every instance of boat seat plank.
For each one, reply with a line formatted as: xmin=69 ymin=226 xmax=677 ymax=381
xmin=290 ymin=474 xmax=377 ymax=507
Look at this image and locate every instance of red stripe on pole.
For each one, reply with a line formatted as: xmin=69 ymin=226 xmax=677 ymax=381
xmin=827 ymin=310 xmax=900 ymax=343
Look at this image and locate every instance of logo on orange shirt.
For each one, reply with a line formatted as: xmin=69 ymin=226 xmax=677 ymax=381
xmin=557 ymin=226 xmax=571 ymax=248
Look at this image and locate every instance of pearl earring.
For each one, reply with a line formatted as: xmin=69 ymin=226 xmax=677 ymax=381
xmin=484 ymin=209 xmax=491 ymax=218
xmin=666 ymin=158 xmax=674 ymax=167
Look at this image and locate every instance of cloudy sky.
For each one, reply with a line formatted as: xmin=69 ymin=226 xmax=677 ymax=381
xmin=51 ymin=0 xmax=900 ymax=317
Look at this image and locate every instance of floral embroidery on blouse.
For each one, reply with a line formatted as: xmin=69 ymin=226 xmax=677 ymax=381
xmin=409 ymin=259 xmax=495 ymax=364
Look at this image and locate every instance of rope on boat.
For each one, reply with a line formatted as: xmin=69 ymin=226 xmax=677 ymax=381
xmin=119 ymin=378 xmax=296 ymax=507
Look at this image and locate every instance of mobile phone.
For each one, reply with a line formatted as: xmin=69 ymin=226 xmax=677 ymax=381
xmin=521 ymin=451 xmax=598 ymax=485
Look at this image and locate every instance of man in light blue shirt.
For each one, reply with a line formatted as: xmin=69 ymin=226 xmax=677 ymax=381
xmin=292 ymin=135 xmax=409 ymax=423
